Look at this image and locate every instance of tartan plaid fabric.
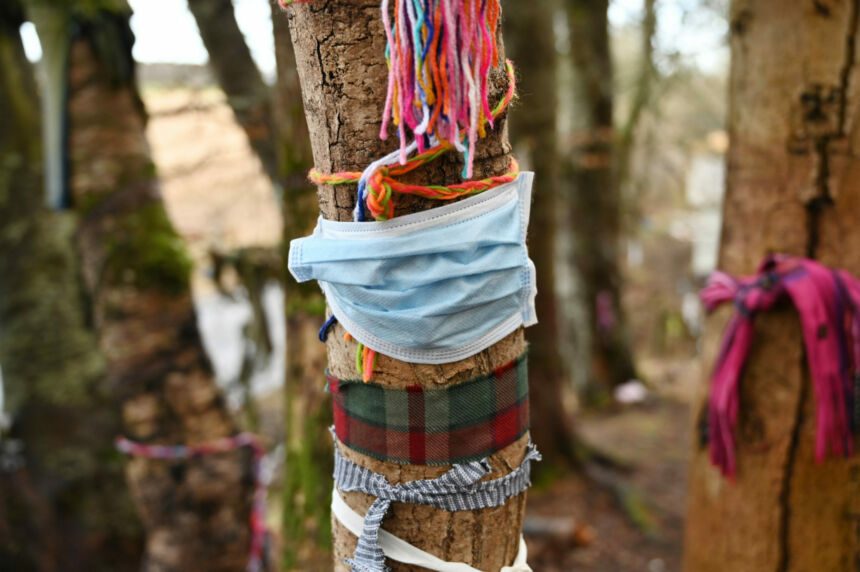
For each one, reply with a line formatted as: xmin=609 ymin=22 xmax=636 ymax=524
xmin=329 ymin=354 xmax=529 ymax=465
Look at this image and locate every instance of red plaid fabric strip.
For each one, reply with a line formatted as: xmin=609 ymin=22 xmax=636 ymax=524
xmin=330 ymin=354 xmax=529 ymax=465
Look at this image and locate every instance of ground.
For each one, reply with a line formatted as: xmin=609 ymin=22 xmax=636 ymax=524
xmin=527 ymin=397 xmax=690 ymax=571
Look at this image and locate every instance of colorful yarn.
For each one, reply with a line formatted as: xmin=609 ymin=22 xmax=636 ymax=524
xmin=702 ymin=255 xmax=860 ymax=478
xmin=310 ymin=60 xmax=517 ymax=221
xmin=379 ymin=0 xmax=502 ymax=178
xmin=344 ymin=332 xmax=378 ymax=383
xmin=115 ymin=433 xmax=268 ymax=572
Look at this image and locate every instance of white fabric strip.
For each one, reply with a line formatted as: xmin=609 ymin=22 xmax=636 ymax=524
xmin=331 ymin=490 xmax=531 ymax=572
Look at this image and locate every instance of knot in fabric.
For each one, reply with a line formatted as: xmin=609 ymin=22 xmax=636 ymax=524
xmin=702 ymin=254 xmax=860 ymax=477
xmin=332 ymin=433 xmax=541 ymax=572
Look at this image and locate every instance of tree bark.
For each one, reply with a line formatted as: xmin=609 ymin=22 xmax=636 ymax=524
xmin=283 ymin=2 xmax=529 ymax=570
xmin=684 ymin=1 xmax=860 ymax=570
xmin=0 ymin=4 xmax=142 ymax=569
xmin=186 ymin=0 xmax=280 ymax=183
xmin=567 ymin=0 xmax=639 ymax=403
xmin=53 ymin=6 xmax=256 ymax=570
xmin=270 ymin=2 xmax=333 ymax=568
xmin=505 ymin=0 xmax=578 ymax=471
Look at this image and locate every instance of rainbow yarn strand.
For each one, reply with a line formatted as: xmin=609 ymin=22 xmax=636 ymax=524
xmin=380 ymin=0 xmax=502 ymax=178
xmin=116 ymin=434 xmax=268 ymax=572
xmin=310 ymin=59 xmax=517 ymax=221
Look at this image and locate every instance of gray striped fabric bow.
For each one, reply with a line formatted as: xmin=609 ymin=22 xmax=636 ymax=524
xmin=332 ymin=432 xmax=541 ymax=572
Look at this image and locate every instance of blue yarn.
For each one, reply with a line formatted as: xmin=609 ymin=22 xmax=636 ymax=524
xmin=319 ymin=315 xmax=338 ymax=342
xmin=356 ymin=180 xmax=367 ymax=222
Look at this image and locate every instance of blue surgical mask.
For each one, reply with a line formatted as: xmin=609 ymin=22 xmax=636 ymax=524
xmin=288 ymin=172 xmax=537 ymax=364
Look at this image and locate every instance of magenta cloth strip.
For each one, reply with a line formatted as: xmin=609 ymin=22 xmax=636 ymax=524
xmin=702 ymin=254 xmax=860 ymax=477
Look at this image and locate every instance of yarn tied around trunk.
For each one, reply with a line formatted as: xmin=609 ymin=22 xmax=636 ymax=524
xmin=115 ymin=433 xmax=269 ymax=572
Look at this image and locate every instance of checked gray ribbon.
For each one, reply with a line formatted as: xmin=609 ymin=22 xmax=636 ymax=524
xmin=332 ymin=432 xmax=541 ymax=572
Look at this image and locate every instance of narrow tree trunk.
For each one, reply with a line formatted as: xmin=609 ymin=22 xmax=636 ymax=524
xmin=505 ymin=0 xmax=578 ymax=471
xmin=0 ymin=4 xmax=142 ymax=569
xmin=616 ymin=0 xmax=657 ymax=185
xmin=283 ymin=2 xmax=529 ymax=570
xmin=684 ymin=1 xmax=860 ymax=570
xmin=567 ymin=0 xmax=639 ymax=403
xmin=186 ymin=0 xmax=280 ymax=183
xmin=190 ymin=2 xmax=333 ymax=565
xmin=49 ymin=6 xmax=255 ymax=570
xmin=270 ymin=2 xmax=333 ymax=568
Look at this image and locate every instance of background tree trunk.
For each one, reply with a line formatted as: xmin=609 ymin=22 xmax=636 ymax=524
xmin=567 ymin=0 xmax=639 ymax=404
xmin=42 ymin=5 xmax=257 ymax=570
xmin=190 ymin=3 xmax=333 ymax=565
xmin=684 ymin=1 xmax=860 ymax=570
xmin=270 ymin=2 xmax=333 ymax=568
xmin=283 ymin=2 xmax=530 ymax=570
xmin=0 ymin=4 xmax=142 ymax=569
xmin=186 ymin=0 xmax=280 ymax=183
xmin=505 ymin=0 xmax=578 ymax=471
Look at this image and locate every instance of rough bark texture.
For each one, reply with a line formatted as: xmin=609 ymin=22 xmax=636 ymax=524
xmin=186 ymin=0 xmax=280 ymax=183
xmin=283 ymin=2 xmax=529 ymax=570
xmin=0 ymin=4 xmax=142 ymax=569
xmin=567 ymin=0 xmax=639 ymax=403
xmin=60 ymin=8 xmax=256 ymax=571
xmin=505 ymin=0 xmax=578 ymax=471
xmin=271 ymin=3 xmax=333 ymax=568
xmin=684 ymin=1 xmax=860 ymax=570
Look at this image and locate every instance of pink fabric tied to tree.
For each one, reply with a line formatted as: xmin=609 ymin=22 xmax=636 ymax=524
xmin=702 ymin=254 xmax=860 ymax=477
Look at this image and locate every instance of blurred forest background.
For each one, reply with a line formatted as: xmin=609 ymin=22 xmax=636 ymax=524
xmin=0 ymin=0 xmax=729 ymax=570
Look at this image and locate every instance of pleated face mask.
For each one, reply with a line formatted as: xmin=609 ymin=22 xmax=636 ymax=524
xmin=288 ymin=172 xmax=537 ymax=364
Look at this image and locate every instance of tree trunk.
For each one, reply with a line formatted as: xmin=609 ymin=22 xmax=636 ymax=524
xmin=51 ymin=6 xmax=256 ymax=570
xmin=270 ymin=2 xmax=333 ymax=568
xmin=505 ymin=0 xmax=578 ymax=471
xmin=283 ymin=2 xmax=529 ymax=570
xmin=567 ymin=0 xmax=639 ymax=404
xmin=616 ymin=0 xmax=657 ymax=184
xmin=0 ymin=4 xmax=142 ymax=569
xmin=684 ymin=1 xmax=860 ymax=570
xmin=189 ymin=2 xmax=333 ymax=565
xmin=186 ymin=0 xmax=280 ymax=183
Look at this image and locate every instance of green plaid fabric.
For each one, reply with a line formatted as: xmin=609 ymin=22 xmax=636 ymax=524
xmin=330 ymin=353 xmax=529 ymax=465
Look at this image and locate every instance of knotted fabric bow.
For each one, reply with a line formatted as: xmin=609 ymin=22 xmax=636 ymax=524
xmin=332 ymin=431 xmax=540 ymax=572
xmin=702 ymin=254 xmax=860 ymax=477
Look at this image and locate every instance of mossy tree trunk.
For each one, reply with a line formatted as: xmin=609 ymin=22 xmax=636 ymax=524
xmin=29 ymin=4 xmax=257 ymax=570
xmin=284 ymin=2 xmax=529 ymax=569
xmin=0 ymin=3 xmax=142 ymax=569
xmin=505 ymin=0 xmax=579 ymax=472
xmin=566 ymin=0 xmax=639 ymax=403
xmin=271 ymin=3 xmax=333 ymax=569
xmin=684 ymin=1 xmax=860 ymax=570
